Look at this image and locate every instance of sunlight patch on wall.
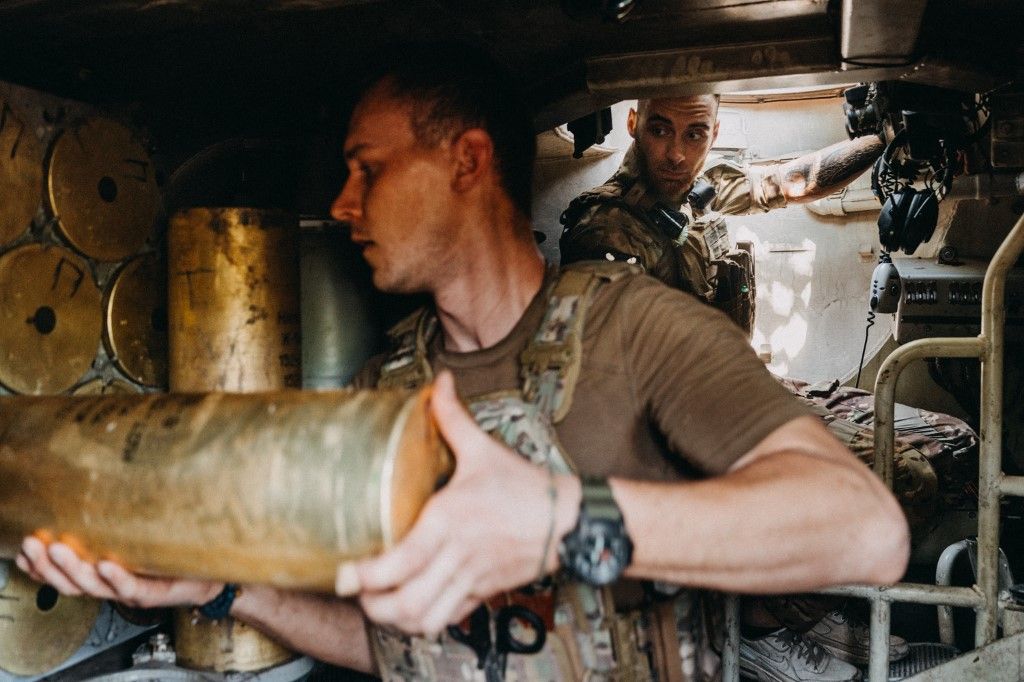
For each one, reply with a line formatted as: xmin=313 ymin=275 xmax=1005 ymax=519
xmin=769 ymin=281 xmax=794 ymax=316
xmin=767 ymin=313 xmax=809 ymax=377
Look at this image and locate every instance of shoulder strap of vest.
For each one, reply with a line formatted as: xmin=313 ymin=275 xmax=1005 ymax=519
xmin=377 ymin=262 xmax=640 ymax=421
xmin=559 ymin=168 xmax=647 ymax=233
xmin=520 ymin=262 xmax=639 ymax=423
xmin=377 ymin=307 xmax=438 ymax=389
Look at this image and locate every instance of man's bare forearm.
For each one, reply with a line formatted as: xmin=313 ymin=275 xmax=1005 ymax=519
xmin=774 ymin=135 xmax=884 ymax=203
xmin=232 ymin=585 xmax=376 ymax=674
xmin=613 ymin=416 xmax=909 ymax=592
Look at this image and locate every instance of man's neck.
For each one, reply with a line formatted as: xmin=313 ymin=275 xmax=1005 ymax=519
xmin=432 ymin=210 xmax=546 ymax=353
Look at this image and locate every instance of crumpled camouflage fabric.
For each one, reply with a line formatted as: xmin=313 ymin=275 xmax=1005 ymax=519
xmin=775 ymin=376 xmax=981 ymax=526
xmin=808 ymin=382 xmax=978 ymax=462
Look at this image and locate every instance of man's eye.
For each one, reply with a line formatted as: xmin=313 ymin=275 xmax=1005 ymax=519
xmin=687 ymin=130 xmax=708 ymax=142
xmin=649 ymin=125 xmax=671 ymax=137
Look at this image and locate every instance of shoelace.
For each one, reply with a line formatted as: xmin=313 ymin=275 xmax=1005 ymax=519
xmin=832 ymin=610 xmax=872 ymax=641
xmin=776 ymin=629 xmax=829 ymax=668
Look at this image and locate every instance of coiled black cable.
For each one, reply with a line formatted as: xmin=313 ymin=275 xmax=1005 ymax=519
xmin=856 ymin=252 xmax=891 ymax=389
xmin=855 ymin=308 xmax=876 ymax=390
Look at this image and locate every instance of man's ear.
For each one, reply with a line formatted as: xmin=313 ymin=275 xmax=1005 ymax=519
xmin=451 ymin=128 xmax=493 ymax=193
xmin=626 ymin=108 xmax=638 ymax=139
xmin=712 ymin=119 xmax=720 ymax=146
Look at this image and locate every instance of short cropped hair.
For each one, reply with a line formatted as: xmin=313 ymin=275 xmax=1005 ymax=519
xmin=366 ymin=43 xmax=537 ymax=218
xmin=636 ymin=94 xmax=721 ymax=119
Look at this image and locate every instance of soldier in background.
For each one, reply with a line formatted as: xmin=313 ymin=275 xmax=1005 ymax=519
xmin=560 ymin=95 xmax=884 ymax=334
xmin=18 ymin=47 xmax=910 ymax=681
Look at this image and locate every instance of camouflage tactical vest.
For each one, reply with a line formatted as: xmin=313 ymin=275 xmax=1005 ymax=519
xmin=371 ymin=262 xmax=717 ymax=681
xmin=560 ymin=159 xmax=756 ymax=337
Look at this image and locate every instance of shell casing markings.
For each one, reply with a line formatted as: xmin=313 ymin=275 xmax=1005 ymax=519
xmin=168 ymin=208 xmax=302 ymax=392
xmin=0 ymin=244 xmax=102 ymax=395
xmin=0 ymin=98 xmax=43 ymax=247
xmin=0 ymin=568 xmax=100 ymax=676
xmin=47 ymin=118 xmax=159 ymax=262
xmin=0 ymin=389 xmax=448 ymax=591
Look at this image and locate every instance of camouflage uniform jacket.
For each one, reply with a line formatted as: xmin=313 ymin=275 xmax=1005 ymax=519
xmin=559 ymin=143 xmax=786 ymax=302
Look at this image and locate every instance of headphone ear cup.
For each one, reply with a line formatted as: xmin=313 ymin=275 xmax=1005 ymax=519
xmin=903 ymin=191 xmax=939 ymax=254
xmin=878 ymin=187 xmax=915 ymax=252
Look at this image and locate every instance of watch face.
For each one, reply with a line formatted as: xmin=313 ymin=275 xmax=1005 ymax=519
xmin=568 ymin=517 xmax=633 ymax=586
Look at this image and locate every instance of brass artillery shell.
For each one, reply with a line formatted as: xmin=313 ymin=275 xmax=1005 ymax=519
xmin=0 ymin=244 xmax=102 ymax=395
xmin=0 ymin=98 xmax=42 ymax=248
xmin=168 ymin=207 xmax=302 ymax=392
xmin=47 ymin=118 xmax=159 ymax=262
xmin=167 ymin=206 xmax=303 ymax=670
xmin=0 ymin=388 xmax=450 ymax=591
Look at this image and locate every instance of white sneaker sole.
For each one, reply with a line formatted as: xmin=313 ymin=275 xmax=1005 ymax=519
xmin=739 ymin=651 xmax=863 ymax=682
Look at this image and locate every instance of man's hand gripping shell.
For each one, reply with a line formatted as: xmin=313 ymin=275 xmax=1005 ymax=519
xmin=335 ymin=371 xmax=580 ymax=637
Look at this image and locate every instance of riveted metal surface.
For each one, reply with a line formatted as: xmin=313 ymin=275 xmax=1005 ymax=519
xmin=0 ymin=98 xmax=42 ymax=247
xmin=47 ymin=118 xmax=159 ymax=262
xmin=0 ymin=244 xmax=102 ymax=394
xmin=0 ymin=567 xmax=100 ymax=676
xmin=103 ymin=253 xmax=167 ymax=388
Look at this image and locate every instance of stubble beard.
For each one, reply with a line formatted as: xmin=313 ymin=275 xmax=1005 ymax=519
xmin=652 ymin=177 xmax=691 ymax=206
xmin=371 ymin=234 xmax=454 ymax=295
xmin=636 ymin=143 xmax=692 ymax=206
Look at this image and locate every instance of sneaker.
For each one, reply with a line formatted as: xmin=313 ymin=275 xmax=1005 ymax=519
xmin=805 ymin=609 xmax=910 ymax=666
xmin=740 ymin=629 xmax=862 ymax=682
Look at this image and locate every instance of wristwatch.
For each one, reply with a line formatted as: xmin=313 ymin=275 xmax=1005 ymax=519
xmin=197 ymin=583 xmax=239 ymax=620
xmin=558 ymin=478 xmax=633 ymax=586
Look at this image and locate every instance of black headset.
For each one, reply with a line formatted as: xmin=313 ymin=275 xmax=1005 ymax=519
xmin=871 ymin=129 xmax=956 ymax=255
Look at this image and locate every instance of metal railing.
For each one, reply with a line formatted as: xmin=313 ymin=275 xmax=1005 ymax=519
xmin=721 ymin=209 xmax=1024 ymax=682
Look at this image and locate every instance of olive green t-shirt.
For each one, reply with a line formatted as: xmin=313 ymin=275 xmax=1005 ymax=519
xmin=357 ymin=267 xmax=808 ymax=480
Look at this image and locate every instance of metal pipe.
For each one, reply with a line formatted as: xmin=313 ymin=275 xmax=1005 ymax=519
xmin=722 ymin=594 xmax=740 ymax=682
xmin=818 ymin=583 xmax=984 ymax=608
xmin=299 ymin=221 xmax=378 ymax=389
xmin=975 ymin=210 xmax=1024 ymax=646
xmin=805 ymin=173 xmax=1024 ymax=217
xmin=935 ymin=539 xmax=972 ymax=645
xmin=1001 ymin=474 xmax=1024 ymax=498
xmin=867 ymin=599 xmax=891 ymax=682
xmin=805 ymin=187 xmax=879 ymax=216
xmin=0 ymin=389 xmax=449 ymax=590
xmin=872 ymin=336 xmax=983 ymax=485
xmin=1001 ymin=591 xmax=1024 ymax=637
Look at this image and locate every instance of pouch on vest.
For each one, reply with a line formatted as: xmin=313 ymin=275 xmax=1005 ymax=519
xmin=712 ymin=245 xmax=756 ymax=338
xmin=689 ymin=212 xmax=756 ymax=337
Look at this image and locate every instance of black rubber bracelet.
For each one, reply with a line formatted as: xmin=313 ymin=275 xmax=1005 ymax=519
xmin=197 ymin=583 xmax=238 ymax=620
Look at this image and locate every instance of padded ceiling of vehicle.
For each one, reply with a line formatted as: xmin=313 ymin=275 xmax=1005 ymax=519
xmin=0 ymin=0 xmax=1019 ymax=135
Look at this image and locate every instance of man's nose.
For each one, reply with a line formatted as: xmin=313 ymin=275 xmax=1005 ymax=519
xmin=666 ymin=138 xmax=685 ymax=165
xmin=330 ymin=177 xmax=361 ymax=224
